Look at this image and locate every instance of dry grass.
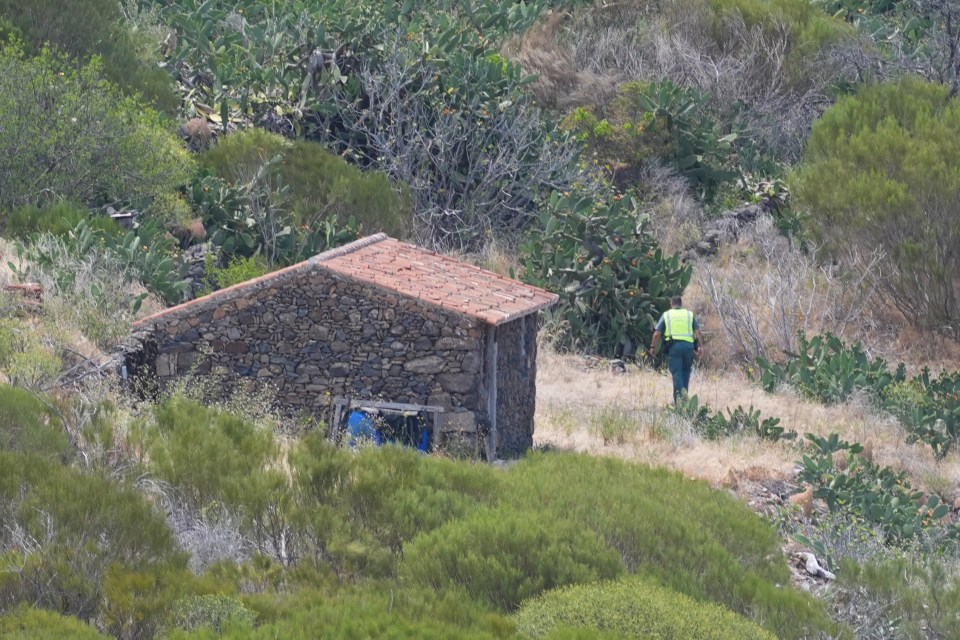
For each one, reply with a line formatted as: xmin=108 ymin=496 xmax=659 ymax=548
xmin=534 ymin=347 xmax=960 ymax=499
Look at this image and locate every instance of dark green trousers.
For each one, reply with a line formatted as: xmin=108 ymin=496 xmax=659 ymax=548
xmin=667 ymin=341 xmax=695 ymax=404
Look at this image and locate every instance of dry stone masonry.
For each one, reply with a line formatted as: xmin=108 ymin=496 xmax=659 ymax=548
xmin=128 ymin=234 xmax=557 ymax=459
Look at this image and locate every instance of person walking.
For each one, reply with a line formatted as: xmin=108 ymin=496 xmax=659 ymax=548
xmin=648 ymin=296 xmax=704 ymax=404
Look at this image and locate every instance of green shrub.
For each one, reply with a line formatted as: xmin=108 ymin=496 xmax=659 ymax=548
xmin=671 ymin=395 xmax=797 ymax=442
xmin=521 ymin=191 xmax=691 ymax=358
xmin=101 ymin=563 xmax=210 ymax=640
xmin=500 ymin=453 xmax=837 ymax=639
xmin=199 ymin=130 xmax=409 ymax=237
xmin=0 ymin=321 xmax=62 ymax=391
xmin=0 ymin=607 xmax=108 ymax=639
xmin=15 ymin=218 xmax=189 ymax=308
xmin=0 ymin=452 xmax=178 ymax=620
xmin=167 ymin=585 xmax=515 ymax=639
xmin=0 ymin=0 xmax=178 ymax=111
xmin=289 ymin=434 xmax=501 ymax=578
xmin=402 ymin=506 xmax=624 ymax=611
xmin=793 ymin=78 xmax=960 ymax=335
xmin=753 ymin=331 xmax=899 ymax=404
xmin=2 ymin=202 xmax=120 ymax=240
xmin=830 ymin=554 xmax=960 ymax=640
xmin=564 ymin=81 xmax=738 ymax=200
xmin=515 ymin=575 xmax=776 ymax=639
xmin=200 ymin=254 xmax=270 ymax=294
xmin=168 ymin=594 xmax=256 ymax=634
xmin=144 ymin=399 xmax=280 ymax=512
xmin=0 ymin=386 xmax=69 ymax=460
xmin=797 ymin=433 xmax=958 ymax=544
xmin=0 ymin=43 xmax=191 ymax=209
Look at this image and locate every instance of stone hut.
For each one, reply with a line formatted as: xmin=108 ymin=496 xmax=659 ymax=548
xmin=127 ymin=234 xmax=558 ymax=459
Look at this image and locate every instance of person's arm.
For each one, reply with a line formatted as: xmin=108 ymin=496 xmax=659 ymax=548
xmin=694 ymin=328 xmax=704 ymax=358
xmin=649 ymin=329 xmax=663 ymax=356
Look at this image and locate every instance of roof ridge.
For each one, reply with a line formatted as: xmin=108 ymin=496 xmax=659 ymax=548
xmin=312 ymin=233 xmax=388 ymax=264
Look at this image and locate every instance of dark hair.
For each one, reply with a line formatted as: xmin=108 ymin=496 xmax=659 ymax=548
xmin=671 ymin=295 xmax=683 ymax=307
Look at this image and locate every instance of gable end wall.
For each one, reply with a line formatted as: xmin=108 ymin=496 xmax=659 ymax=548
xmin=144 ymin=268 xmax=486 ymax=417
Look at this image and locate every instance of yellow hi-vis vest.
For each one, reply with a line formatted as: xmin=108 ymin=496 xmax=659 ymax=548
xmin=663 ymin=309 xmax=695 ymax=343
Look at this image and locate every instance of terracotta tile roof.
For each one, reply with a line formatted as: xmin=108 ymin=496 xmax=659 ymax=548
xmin=133 ymin=234 xmax=557 ymax=329
xmin=316 ymin=235 xmax=558 ymax=325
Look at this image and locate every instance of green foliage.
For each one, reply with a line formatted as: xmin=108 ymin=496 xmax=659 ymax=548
xmin=797 ymin=433 xmax=958 ymax=544
xmin=200 ymin=130 xmax=407 ymax=238
xmin=500 ymin=453 xmax=836 ymax=639
xmin=793 ymin=78 xmax=960 ymax=334
xmin=167 ymin=585 xmax=515 ymax=639
xmin=701 ymin=0 xmax=850 ymax=81
xmin=290 ymin=434 xmax=501 ymax=579
xmin=754 ymin=332 xmax=960 ymax=458
xmin=673 ymin=395 xmax=797 ymax=442
xmin=565 ymin=80 xmax=738 ymax=200
xmin=521 ymin=191 xmax=691 ymax=358
xmin=753 ymin=331 xmax=898 ymax=404
xmin=186 ymin=169 xmax=360 ymax=268
xmin=168 ymin=594 xmax=256 ymax=634
xmin=144 ymin=398 xmax=279 ymax=512
xmin=152 ymin=0 xmax=582 ymax=250
xmin=0 ymin=0 xmax=178 ymax=111
xmin=2 ymin=202 xmax=120 ymax=240
xmin=831 ymin=554 xmax=960 ymax=640
xmin=402 ymin=506 xmax=624 ymax=611
xmin=0 ymin=320 xmax=62 ymax=391
xmin=514 ymin=575 xmax=776 ymax=639
xmin=0 ymin=452 xmax=178 ymax=620
xmin=0 ymin=386 xmax=69 ymax=460
xmin=200 ymin=254 xmax=269 ymax=294
xmin=0 ymin=607 xmax=108 ymax=639
xmin=15 ymin=218 xmax=188 ymax=307
xmin=0 ymin=43 xmax=192 ymax=209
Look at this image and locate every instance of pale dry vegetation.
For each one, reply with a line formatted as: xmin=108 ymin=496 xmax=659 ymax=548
xmin=534 ymin=347 xmax=960 ymax=498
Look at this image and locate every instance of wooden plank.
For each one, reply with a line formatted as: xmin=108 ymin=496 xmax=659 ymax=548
xmin=333 ymin=397 xmax=445 ymax=413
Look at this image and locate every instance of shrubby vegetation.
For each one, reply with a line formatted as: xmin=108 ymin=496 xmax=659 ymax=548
xmin=522 ymin=192 xmax=691 ymax=358
xmin=514 ymin=575 xmax=776 ymax=639
xmin=3 ymin=0 xmax=960 ymax=636
xmin=0 ymin=390 xmax=835 ymax=638
xmin=0 ymin=44 xmax=191 ymax=209
xmin=793 ymin=78 xmax=960 ymax=336
xmin=755 ymin=331 xmax=960 ymax=458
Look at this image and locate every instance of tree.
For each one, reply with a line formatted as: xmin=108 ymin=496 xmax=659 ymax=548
xmin=792 ymin=77 xmax=960 ymax=335
xmin=0 ymin=44 xmax=192 ymax=209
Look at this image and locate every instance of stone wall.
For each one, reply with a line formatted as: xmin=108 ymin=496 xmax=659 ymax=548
xmin=138 ymin=267 xmax=486 ymax=418
xmin=494 ymin=314 xmax=539 ymax=458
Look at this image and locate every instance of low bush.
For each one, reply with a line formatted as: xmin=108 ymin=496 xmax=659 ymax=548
xmin=0 ymin=386 xmax=69 ymax=460
xmin=830 ymin=553 xmax=960 ymax=640
xmin=0 ymin=452 xmax=178 ymax=620
xmin=0 ymin=44 xmax=191 ymax=209
xmin=0 ymin=0 xmax=178 ymax=112
xmin=500 ymin=452 xmax=837 ymax=639
xmin=166 ymin=585 xmax=515 ymax=639
xmin=0 ymin=607 xmax=108 ymax=639
xmin=290 ymin=435 xmax=501 ymax=578
xmin=168 ymin=594 xmax=256 ymax=635
xmin=755 ymin=332 xmax=960 ymax=458
xmin=672 ymin=394 xmax=797 ymax=442
xmin=796 ymin=433 xmax=958 ymax=545
xmin=0 ymin=320 xmax=62 ymax=391
xmin=402 ymin=505 xmax=624 ymax=611
xmin=199 ymin=254 xmax=270 ymax=294
xmin=199 ymin=130 xmax=409 ymax=238
xmin=514 ymin=575 xmax=775 ymax=639
xmin=2 ymin=202 xmax=120 ymax=240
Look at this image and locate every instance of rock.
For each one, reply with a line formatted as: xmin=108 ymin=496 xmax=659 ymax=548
xmin=404 ymin=356 xmax=445 ymax=374
xmin=438 ymin=373 xmax=475 ymax=394
xmin=798 ymin=552 xmax=835 ymax=580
